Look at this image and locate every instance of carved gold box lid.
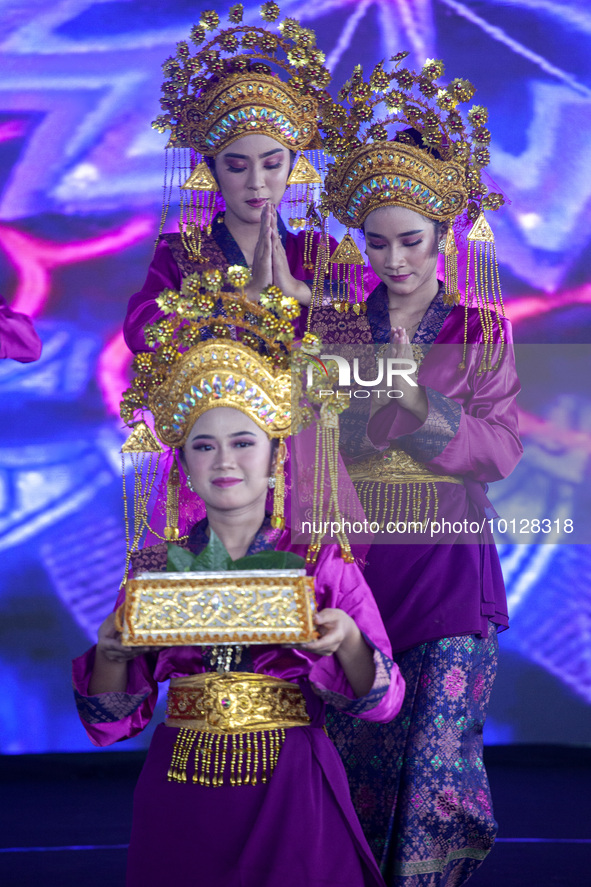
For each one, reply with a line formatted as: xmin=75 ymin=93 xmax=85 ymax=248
xmin=115 ymin=569 xmax=317 ymax=646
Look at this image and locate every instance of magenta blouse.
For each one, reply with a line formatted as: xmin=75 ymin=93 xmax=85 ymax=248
xmin=0 ymin=296 xmax=42 ymax=362
xmin=322 ymin=284 xmax=523 ymax=652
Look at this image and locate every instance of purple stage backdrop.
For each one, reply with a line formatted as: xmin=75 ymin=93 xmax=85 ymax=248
xmin=0 ymin=0 xmax=590 ymax=753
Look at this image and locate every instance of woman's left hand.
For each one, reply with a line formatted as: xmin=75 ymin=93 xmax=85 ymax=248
xmin=269 ymin=206 xmax=312 ymax=306
xmin=301 ymin=608 xmax=356 ymax=656
xmin=301 ymin=607 xmax=376 ymax=697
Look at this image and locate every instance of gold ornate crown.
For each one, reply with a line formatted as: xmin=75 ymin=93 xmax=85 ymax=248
xmin=320 ymin=53 xmax=504 ymax=228
xmin=121 ymin=266 xmax=305 ymax=446
xmin=119 ymin=267 xmax=352 ymax=559
xmin=152 ymin=4 xmax=330 ymax=156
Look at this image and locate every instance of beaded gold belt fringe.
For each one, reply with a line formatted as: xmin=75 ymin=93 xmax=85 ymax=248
xmin=166 ymin=673 xmax=310 ymax=787
xmin=348 ymin=448 xmax=462 ymax=529
xmin=346 ymin=448 xmax=463 ymax=487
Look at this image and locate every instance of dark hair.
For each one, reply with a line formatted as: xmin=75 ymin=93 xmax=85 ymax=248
xmin=395 ymin=127 xmax=443 ymax=161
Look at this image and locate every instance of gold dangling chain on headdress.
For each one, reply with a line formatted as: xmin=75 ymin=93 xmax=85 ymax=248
xmin=119 ymin=420 xmax=164 ymax=586
xmin=179 ymin=162 xmax=219 ymax=263
xmin=326 ymin=232 xmax=367 ymax=315
xmin=286 ymin=152 xmax=325 ymax=272
xmin=463 ymin=211 xmax=506 ymax=371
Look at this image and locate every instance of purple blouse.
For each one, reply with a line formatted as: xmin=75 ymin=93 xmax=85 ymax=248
xmin=0 ymin=296 xmax=42 ymax=362
xmin=319 ymin=284 xmax=523 ymax=652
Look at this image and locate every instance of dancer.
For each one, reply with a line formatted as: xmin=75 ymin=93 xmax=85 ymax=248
xmin=0 ymin=295 xmax=42 ymax=362
xmin=125 ymin=4 xmax=332 ymax=353
xmin=317 ymin=55 xmax=522 ymax=885
xmin=73 ymin=268 xmax=405 ymax=887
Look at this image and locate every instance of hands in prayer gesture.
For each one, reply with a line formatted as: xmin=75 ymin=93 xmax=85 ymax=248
xmin=386 ymin=326 xmax=428 ymax=422
xmin=247 ymin=203 xmax=311 ymax=306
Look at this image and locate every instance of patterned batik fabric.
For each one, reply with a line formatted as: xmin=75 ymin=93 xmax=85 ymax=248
xmin=326 ymin=622 xmax=499 ymax=887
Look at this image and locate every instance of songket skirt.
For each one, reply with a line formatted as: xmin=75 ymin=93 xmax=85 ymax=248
xmin=127 ymin=722 xmax=386 ymax=887
xmin=327 ymin=623 xmax=499 ymax=886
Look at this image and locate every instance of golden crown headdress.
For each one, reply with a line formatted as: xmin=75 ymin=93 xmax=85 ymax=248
xmin=120 ymin=267 xmax=352 ymax=561
xmin=320 ymin=53 xmax=503 ymax=228
xmin=317 ymin=53 xmax=506 ymax=345
xmin=151 ymin=5 xmax=330 ymax=264
xmin=152 ymin=4 xmax=330 ymax=156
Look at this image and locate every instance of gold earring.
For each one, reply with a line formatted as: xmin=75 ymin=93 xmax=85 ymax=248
xmin=165 ymin=459 xmax=181 ymax=541
xmin=270 ymin=439 xmax=286 ymax=530
xmin=442 ymin=226 xmax=461 ymax=307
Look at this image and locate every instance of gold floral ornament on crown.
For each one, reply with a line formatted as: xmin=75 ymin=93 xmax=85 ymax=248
xmin=119 ymin=267 xmax=353 ymax=575
xmin=318 ymin=53 xmax=506 ymax=367
xmin=151 ymin=4 xmax=331 ymax=263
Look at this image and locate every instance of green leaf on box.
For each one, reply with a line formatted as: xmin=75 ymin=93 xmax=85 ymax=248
xmin=166 ymin=531 xmax=306 ymax=573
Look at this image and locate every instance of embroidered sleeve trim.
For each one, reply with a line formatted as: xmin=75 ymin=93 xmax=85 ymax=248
xmin=313 ymin=634 xmax=393 ymax=714
xmin=398 ymin=388 xmax=461 ymax=461
xmin=74 ymin=688 xmax=150 ymax=724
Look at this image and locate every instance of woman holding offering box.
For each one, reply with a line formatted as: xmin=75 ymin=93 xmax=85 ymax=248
xmin=72 ymin=268 xmax=404 ymax=887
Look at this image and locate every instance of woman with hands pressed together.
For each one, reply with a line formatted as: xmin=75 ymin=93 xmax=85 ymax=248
xmin=317 ymin=58 xmax=522 ymax=887
xmin=124 ymin=7 xmax=332 ymax=355
xmin=74 ymin=270 xmax=404 ymax=887
xmin=211 ymin=136 xmax=313 ymax=308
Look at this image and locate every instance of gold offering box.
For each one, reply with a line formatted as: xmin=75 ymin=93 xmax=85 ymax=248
xmin=115 ymin=569 xmax=317 ymax=646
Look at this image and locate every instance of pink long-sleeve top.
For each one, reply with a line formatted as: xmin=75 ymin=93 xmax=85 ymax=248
xmin=319 ymin=284 xmax=523 ymax=651
xmin=0 ymin=296 xmax=42 ymax=362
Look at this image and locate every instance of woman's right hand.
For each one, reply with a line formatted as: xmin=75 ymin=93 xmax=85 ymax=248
xmin=246 ymin=203 xmax=273 ymax=301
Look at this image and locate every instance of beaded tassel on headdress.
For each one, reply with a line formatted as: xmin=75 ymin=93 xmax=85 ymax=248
xmin=290 ymin=335 xmax=354 ymax=563
xmin=326 ymin=232 xmax=366 ymax=314
xmin=463 ymin=211 xmax=506 ymax=371
xmin=285 ymin=152 xmax=324 ymax=272
xmin=179 ymin=161 xmax=219 ymax=263
xmin=119 ymin=420 xmax=164 ymax=586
